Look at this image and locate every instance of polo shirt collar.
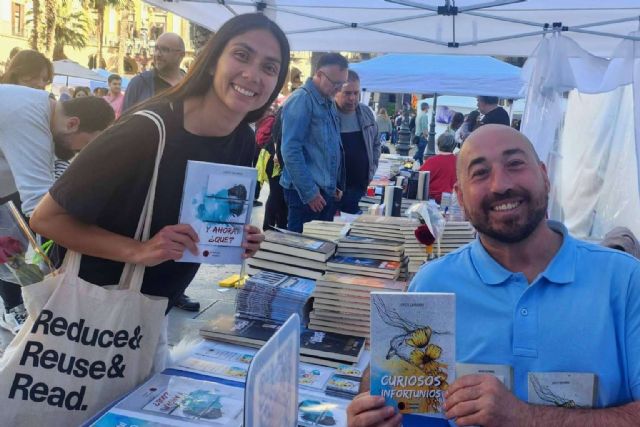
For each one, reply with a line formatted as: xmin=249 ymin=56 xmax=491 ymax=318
xmin=470 ymin=220 xmax=576 ymax=286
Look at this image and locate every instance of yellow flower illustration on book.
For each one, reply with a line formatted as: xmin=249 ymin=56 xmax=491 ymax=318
xmin=372 ymin=297 xmax=451 ymax=413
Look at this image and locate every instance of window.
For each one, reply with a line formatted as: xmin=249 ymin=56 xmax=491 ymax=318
xmin=12 ymin=3 xmax=24 ymax=37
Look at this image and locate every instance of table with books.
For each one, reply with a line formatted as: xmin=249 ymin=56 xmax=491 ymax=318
xmin=85 ymin=269 xmax=371 ymax=427
xmin=86 ymin=223 xmax=477 ymax=426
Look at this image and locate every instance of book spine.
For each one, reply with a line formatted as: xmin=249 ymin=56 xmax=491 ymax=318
xmin=391 ymin=187 xmax=403 ymax=217
xmin=384 ymin=186 xmax=395 ymax=217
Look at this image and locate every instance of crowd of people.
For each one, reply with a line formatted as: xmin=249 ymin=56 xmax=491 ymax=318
xmin=0 ymin=11 xmax=638 ymax=427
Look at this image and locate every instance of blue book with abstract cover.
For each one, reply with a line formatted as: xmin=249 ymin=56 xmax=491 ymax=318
xmin=370 ymin=292 xmax=455 ymax=426
xmin=178 ymin=161 xmax=256 ymax=265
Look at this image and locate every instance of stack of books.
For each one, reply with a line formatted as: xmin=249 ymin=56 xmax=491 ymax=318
xmin=336 ymin=236 xmax=404 ymax=262
xmin=308 ymin=272 xmax=407 ymax=343
xmin=236 ymin=271 xmax=316 ymax=325
xmin=350 ymin=215 xmax=422 ymax=276
xmin=200 ymin=302 xmax=366 ymax=368
xmin=247 ymin=230 xmax=337 ymax=280
xmin=439 ymin=221 xmax=476 ymax=256
xmin=302 ymin=220 xmax=350 ymax=242
xmin=326 ymin=256 xmax=401 ymax=280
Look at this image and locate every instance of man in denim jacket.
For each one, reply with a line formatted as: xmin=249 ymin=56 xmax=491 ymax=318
xmin=280 ymin=53 xmax=348 ymax=232
xmin=334 ymin=70 xmax=381 ymax=214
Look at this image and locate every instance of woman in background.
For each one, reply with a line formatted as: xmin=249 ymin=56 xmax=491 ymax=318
xmin=419 ymin=132 xmax=457 ymax=204
xmin=456 ymin=110 xmax=480 ymax=144
xmin=31 ymin=13 xmax=290 ymax=368
xmin=376 ymin=107 xmax=393 ymax=143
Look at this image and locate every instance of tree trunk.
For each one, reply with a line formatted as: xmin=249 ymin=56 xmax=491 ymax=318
xmin=97 ymin=5 xmax=105 ymax=67
xmin=30 ymin=0 xmax=41 ymax=51
xmin=52 ymin=43 xmax=66 ymax=61
xmin=116 ymin=4 xmax=130 ymax=74
xmin=43 ymin=0 xmax=56 ymax=57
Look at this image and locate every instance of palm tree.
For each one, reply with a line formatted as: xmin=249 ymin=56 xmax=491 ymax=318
xmin=29 ymin=0 xmax=42 ymax=51
xmin=52 ymin=2 xmax=92 ymax=60
xmin=43 ymin=0 xmax=57 ymax=57
xmin=89 ymin=0 xmax=125 ymax=67
xmin=116 ymin=0 xmax=134 ymax=74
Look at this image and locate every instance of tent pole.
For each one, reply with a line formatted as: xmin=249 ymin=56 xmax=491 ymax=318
xmin=569 ymin=28 xmax=640 ymax=41
xmin=427 ymin=93 xmax=438 ymax=157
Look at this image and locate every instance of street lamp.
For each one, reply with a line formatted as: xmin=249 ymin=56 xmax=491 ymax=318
xmin=395 ymin=108 xmax=413 ymax=156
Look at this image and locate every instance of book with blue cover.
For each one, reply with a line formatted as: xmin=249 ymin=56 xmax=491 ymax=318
xmin=370 ymin=292 xmax=455 ymax=421
xmin=178 ymin=161 xmax=256 ymax=265
xmin=236 ymin=271 xmax=316 ymax=325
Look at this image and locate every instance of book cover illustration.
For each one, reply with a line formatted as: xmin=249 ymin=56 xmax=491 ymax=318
xmin=92 ymin=412 xmax=169 ymax=426
xmin=299 ymin=364 xmax=334 ymax=391
xmin=142 ymin=377 xmax=243 ymax=424
xmin=98 ymin=373 xmax=244 ymax=427
xmin=370 ymin=292 xmax=455 ymax=417
xmin=527 ymin=372 xmax=597 ymax=408
xmin=178 ymin=161 xmax=256 ymax=265
xmin=264 ymin=230 xmax=331 ymax=251
xmin=244 ymin=314 xmax=300 ymax=427
xmin=297 ymin=393 xmax=348 ymax=427
xmin=325 ymin=374 xmax=361 ymax=399
xmin=328 ymin=256 xmax=400 ymax=271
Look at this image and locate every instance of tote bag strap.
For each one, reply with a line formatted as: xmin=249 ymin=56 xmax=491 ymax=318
xmin=63 ymin=109 xmax=167 ymax=294
xmin=116 ymin=109 xmax=167 ymax=292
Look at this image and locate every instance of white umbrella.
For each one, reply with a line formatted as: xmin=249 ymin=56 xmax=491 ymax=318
xmin=53 ymin=60 xmax=107 ymax=85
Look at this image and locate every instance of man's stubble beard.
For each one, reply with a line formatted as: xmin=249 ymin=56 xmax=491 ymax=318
xmin=465 ymin=188 xmax=548 ymax=244
xmin=53 ymin=135 xmax=76 ymax=161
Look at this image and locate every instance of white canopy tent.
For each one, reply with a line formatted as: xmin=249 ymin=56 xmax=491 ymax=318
xmin=144 ymin=0 xmax=640 ymax=56
xmin=144 ymin=0 xmax=640 ymax=238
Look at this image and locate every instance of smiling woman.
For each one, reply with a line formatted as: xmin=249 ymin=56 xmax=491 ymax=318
xmin=29 ymin=14 xmax=290 ymax=371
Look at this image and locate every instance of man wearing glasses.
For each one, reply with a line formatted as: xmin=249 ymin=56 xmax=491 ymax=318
xmin=123 ymin=32 xmax=186 ymax=113
xmin=280 ymin=53 xmax=348 ymax=232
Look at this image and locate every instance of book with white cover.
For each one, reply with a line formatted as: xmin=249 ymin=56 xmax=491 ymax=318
xmin=178 ymin=161 xmax=256 ymax=265
xmin=527 ymin=372 xmax=597 ymax=408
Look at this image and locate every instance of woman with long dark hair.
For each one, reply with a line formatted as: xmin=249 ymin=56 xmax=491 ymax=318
xmin=31 ymin=13 xmax=290 ymax=365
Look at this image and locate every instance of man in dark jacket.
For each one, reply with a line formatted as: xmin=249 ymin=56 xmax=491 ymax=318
xmin=123 ymin=32 xmax=186 ymax=112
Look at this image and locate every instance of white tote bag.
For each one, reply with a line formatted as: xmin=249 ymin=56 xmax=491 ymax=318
xmin=0 ymin=111 xmax=170 ymax=426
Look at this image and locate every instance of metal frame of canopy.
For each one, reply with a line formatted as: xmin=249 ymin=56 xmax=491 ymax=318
xmin=147 ymin=0 xmax=640 ymax=52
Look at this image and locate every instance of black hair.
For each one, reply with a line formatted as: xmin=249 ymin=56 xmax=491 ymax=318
xmin=138 ymin=13 xmax=290 ymax=124
xmin=108 ymin=74 xmax=122 ymax=84
xmin=478 ymin=95 xmax=499 ymax=105
xmin=227 ymin=184 xmax=248 ymax=216
xmin=316 ymin=53 xmax=348 ymax=71
xmin=61 ymin=97 xmax=115 ymax=133
xmin=450 ymin=112 xmax=464 ymax=130
xmin=73 ymin=86 xmax=91 ymax=98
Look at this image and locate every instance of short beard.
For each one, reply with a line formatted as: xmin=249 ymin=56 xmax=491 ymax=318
xmin=468 ymin=190 xmax=548 ymax=244
xmin=53 ymin=135 xmax=76 ymax=161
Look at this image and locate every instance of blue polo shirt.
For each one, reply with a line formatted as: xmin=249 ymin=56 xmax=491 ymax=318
xmin=409 ymin=221 xmax=640 ymax=407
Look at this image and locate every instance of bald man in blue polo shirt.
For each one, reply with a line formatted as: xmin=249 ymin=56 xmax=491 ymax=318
xmin=347 ymin=125 xmax=640 ymax=427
